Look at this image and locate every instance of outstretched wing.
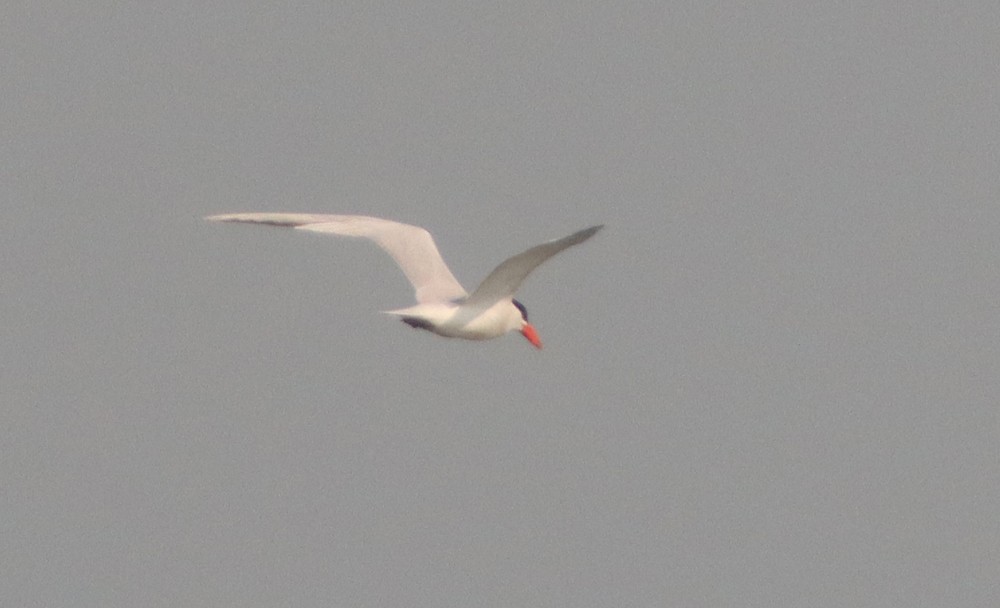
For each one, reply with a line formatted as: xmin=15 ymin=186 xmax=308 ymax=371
xmin=205 ymin=213 xmax=468 ymax=303
xmin=464 ymin=225 xmax=603 ymax=308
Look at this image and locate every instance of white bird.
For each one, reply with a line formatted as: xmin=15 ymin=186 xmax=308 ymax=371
xmin=205 ymin=213 xmax=602 ymax=349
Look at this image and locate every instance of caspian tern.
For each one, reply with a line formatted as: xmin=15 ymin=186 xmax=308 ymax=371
xmin=206 ymin=213 xmax=602 ymax=349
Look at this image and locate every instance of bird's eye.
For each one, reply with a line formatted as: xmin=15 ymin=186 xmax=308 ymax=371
xmin=512 ymin=298 xmax=529 ymax=322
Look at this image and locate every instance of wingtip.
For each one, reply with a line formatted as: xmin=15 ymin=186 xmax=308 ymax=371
xmin=574 ymin=224 xmax=604 ymax=241
xmin=203 ymin=212 xmax=305 ymax=227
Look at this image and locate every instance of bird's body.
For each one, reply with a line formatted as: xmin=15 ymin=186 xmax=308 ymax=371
xmin=386 ymin=299 xmax=525 ymax=340
xmin=205 ymin=213 xmax=601 ymax=348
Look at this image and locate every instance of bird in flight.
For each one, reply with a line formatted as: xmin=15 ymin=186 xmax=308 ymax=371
xmin=206 ymin=213 xmax=602 ymax=349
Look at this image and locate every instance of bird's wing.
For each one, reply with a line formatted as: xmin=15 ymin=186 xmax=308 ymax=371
xmin=205 ymin=213 xmax=468 ymax=303
xmin=463 ymin=225 xmax=603 ymax=308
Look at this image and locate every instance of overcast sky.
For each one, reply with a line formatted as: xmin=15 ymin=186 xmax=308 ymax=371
xmin=3 ymin=2 xmax=998 ymax=606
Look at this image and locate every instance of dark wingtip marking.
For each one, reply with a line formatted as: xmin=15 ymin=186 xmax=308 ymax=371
xmin=204 ymin=214 xmax=302 ymax=227
xmin=401 ymin=317 xmax=434 ymax=331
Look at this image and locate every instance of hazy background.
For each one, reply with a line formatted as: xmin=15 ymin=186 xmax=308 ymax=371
xmin=3 ymin=2 xmax=998 ymax=606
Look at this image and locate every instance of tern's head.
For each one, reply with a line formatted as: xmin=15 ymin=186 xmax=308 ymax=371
xmin=512 ymin=298 xmax=542 ymax=349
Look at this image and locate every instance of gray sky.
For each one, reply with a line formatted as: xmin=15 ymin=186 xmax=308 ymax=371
xmin=3 ymin=2 xmax=998 ymax=606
